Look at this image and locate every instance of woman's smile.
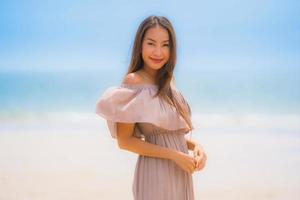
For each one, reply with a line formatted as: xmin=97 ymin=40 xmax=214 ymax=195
xmin=150 ymin=57 xmax=164 ymax=64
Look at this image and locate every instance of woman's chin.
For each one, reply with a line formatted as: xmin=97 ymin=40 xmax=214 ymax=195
xmin=148 ymin=63 xmax=166 ymax=70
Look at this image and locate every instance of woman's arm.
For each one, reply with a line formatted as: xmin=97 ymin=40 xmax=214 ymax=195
xmin=116 ymin=122 xmax=196 ymax=174
xmin=116 ymin=75 xmax=195 ymax=174
xmin=117 ymin=122 xmax=178 ymax=160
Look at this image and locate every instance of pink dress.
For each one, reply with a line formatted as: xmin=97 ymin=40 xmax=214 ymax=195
xmin=95 ymin=83 xmax=195 ymax=200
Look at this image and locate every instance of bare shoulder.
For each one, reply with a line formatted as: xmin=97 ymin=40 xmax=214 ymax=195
xmin=122 ymin=71 xmax=145 ymax=84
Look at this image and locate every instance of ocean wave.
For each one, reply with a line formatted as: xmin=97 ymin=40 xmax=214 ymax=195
xmin=0 ymin=111 xmax=299 ymax=131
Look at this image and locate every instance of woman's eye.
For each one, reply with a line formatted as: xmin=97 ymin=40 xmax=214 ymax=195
xmin=147 ymin=43 xmax=154 ymax=45
xmin=163 ymin=44 xmax=170 ymax=47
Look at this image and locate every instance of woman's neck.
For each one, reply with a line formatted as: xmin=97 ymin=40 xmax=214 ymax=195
xmin=140 ymin=66 xmax=157 ymax=83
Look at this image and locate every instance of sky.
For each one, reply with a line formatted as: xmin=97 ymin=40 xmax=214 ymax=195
xmin=0 ymin=0 xmax=299 ymax=114
xmin=0 ymin=0 xmax=299 ymax=72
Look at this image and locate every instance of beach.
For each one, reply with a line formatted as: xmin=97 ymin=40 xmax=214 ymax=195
xmin=0 ymin=112 xmax=299 ymax=200
xmin=1 ymin=0 xmax=299 ymax=198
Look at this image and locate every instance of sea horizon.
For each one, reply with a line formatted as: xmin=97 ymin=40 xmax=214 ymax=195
xmin=1 ymin=68 xmax=299 ymax=115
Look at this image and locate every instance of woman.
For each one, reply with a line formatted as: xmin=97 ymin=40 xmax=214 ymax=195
xmin=95 ymin=15 xmax=207 ymax=200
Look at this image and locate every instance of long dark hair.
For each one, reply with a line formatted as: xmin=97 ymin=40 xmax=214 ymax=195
xmin=126 ymin=15 xmax=193 ymax=131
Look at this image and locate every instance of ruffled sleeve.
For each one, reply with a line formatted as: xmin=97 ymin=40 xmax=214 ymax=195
xmin=95 ymin=84 xmax=189 ymax=139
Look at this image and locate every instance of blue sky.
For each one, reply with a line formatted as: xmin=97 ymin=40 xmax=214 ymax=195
xmin=0 ymin=0 xmax=299 ymax=114
xmin=0 ymin=0 xmax=299 ymax=72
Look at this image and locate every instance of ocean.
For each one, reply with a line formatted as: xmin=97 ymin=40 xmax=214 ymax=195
xmin=0 ymin=67 xmax=299 ymax=114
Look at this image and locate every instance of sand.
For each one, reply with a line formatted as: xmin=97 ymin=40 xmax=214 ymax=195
xmin=0 ymin=112 xmax=299 ymax=200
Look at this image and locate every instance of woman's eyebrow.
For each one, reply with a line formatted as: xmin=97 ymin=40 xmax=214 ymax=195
xmin=146 ymin=37 xmax=169 ymax=43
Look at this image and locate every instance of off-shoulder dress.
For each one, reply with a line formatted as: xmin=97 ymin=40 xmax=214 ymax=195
xmin=95 ymin=83 xmax=194 ymax=200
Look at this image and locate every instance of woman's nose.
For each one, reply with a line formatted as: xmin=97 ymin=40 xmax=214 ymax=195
xmin=153 ymin=47 xmax=162 ymax=56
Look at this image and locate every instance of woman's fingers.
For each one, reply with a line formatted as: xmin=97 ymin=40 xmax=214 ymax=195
xmin=182 ymin=153 xmax=196 ymax=174
xmin=195 ymin=152 xmax=207 ymax=171
xmin=190 ymin=155 xmax=198 ymax=174
xmin=195 ymin=153 xmax=206 ymax=171
xmin=174 ymin=151 xmax=206 ymax=174
xmin=197 ymin=160 xmax=206 ymax=171
xmin=193 ymin=148 xmax=198 ymax=157
xmin=193 ymin=145 xmax=204 ymax=161
xmin=194 ymin=155 xmax=200 ymax=167
xmin=190 ymin=155 xmax=197 ymax=174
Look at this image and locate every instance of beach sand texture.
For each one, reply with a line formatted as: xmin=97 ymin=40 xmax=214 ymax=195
xmin=0 ymin=112 xmax=299 ymax=200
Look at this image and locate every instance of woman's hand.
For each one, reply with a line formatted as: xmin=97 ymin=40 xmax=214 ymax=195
xmin=172 ymin=151 xmax=196 ymax=174
xmin=193 ymin=144 xmax=207 ymax=171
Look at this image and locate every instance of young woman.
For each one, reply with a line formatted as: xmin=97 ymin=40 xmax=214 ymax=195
xmin=95 ymin=15 xmax=207 ymax=200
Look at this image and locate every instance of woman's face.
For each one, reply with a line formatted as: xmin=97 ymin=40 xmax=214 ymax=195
xmin=141 ymin=26 xmax=170 ymax=70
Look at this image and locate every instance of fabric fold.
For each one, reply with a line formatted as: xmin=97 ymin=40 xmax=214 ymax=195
xmin=95 ymin=84 xmax=189 ymax=139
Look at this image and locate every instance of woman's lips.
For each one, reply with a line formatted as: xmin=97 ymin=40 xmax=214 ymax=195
xmin=150 ymin=58 xmax=163 ymax=63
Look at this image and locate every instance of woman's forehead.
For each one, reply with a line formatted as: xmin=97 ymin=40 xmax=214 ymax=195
xmin=144 ymin=27 xmax=169 ymax=42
